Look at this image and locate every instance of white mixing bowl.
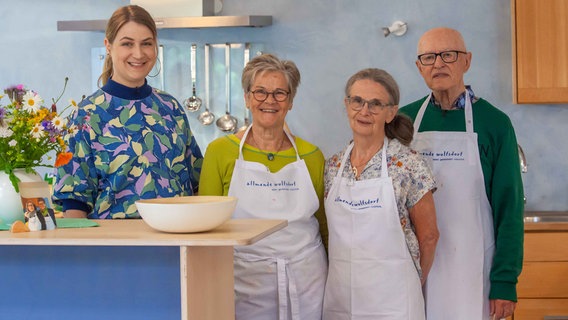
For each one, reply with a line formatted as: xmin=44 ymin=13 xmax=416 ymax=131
xmin=136 ymin=196 xmax=237 ymax=233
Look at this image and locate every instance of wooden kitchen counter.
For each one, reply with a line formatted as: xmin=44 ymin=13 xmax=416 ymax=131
xmin=524 ymin=211 xmax=568 ymax=231
xmin=524 ymin=222 xmax=568 ymax=231
xmin=0 ymin=219 xmax=286 ymax=247
xmin=0 ymin=219 xmax=287 ymax=320
xmin=514 ymin=214 xmax=568 ymax=319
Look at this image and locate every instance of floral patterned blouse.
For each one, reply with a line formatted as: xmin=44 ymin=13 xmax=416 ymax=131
xmin=324 ymin=138 xmax=435 ymax=276
xmin=53 ymin=80 xmax=202 ymax=219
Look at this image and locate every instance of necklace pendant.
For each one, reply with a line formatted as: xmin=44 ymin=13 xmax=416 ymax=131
xmin=267 ymin=153 xmax=275 ymax=161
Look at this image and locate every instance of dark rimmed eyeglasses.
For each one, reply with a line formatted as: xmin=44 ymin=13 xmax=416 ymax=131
xmin=249 ymin=89 xmax=290 ymax=102
xmin=417 ymin=50 xmax=467 ymax=66
xmin=346 ymin=96 xmax=393 ymax=114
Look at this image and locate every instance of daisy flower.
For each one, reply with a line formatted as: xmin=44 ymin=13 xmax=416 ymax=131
xmin=51 ymin=115 xmax=67 ymax=129
xmin=22 ymin=91 xmax=43 ymax=113
xmin=69 ymin=98 xmax=79 ymax=111
xmin=31 ymin=123 xmax=45 ymax=139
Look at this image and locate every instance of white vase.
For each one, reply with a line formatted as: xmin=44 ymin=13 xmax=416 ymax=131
xmin=0 ymin=169 xmax=43 ymax=225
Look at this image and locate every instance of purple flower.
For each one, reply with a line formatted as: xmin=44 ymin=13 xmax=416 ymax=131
xmin=0 ymin=107 xmax=6 ymax=121
xmin=42 ymin=120 xmax=53 ymax=130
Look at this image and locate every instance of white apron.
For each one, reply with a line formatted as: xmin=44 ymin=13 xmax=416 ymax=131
xmin=44 ymin=212 xmax=56 ymax=230
xmin=411 ymin=93 xmax=495 ymax=320
xmin=229 ymin=125 xmax=327 ymax=320
xmin=27 ymin=214 xmax=42 ymax=231
xmin=323 ymin=138 xmax=425 ymax=320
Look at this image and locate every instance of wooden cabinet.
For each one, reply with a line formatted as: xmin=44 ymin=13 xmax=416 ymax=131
xmin=514 ymin=230 xmax=568 ymax=319
xmin=511 ymin=0 xmax=568 ymax=104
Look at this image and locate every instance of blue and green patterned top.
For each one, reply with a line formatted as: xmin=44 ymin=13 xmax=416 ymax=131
xmin=53 ymin=80 xmax=203 ymax=219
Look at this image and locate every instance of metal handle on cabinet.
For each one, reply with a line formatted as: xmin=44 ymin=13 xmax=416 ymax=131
xmin=544 ymin=316 xmax=568 ymax=320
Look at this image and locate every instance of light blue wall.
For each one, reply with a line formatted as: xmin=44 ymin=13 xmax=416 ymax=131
xmin=2 ymin=0 xmax=567 ymax=210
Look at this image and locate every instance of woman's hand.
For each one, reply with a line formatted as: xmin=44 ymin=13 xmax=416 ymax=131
xmin=63 ymin=209 xmax=88 ymax=218
xmin=408 ymin=190 xmax=439 ymax=285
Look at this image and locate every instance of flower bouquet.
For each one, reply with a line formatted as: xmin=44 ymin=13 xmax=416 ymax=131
xmin=0 ymin=79 xmax=77 ymax=192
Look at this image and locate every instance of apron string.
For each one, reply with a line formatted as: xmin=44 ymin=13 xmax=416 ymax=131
xmin=335 ymin=137 xmax=389 ymax=180
xmin=414 ymin=91 xmax=474 ymax=134
xmin=277 ymin=257 xmax=288 ymax=320
xmin=239 ymin=124 xmax=301 ymax=161
xmin=235 ymin=242 xmax=322 ymax=320
xmin=276 ymin=257 xmax=300 ymax=320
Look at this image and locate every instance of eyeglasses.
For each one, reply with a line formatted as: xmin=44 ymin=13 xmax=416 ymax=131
xmin=249 ymin=89 xmax=290 ymax=102
xmin=417 ymin=50 xmax=467 ymax=66
xmin=346 ymin=96 xmax=393 ymax=114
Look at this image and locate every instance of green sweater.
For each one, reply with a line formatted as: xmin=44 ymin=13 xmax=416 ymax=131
xmin=400 ymin=97 xmax=524 ymax=301
xmin=199 ymin=134 xmax=328 ymax=249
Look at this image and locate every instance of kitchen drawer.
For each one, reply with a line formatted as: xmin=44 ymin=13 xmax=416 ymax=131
xmin=518 ymin=262 xmax=568 ymax=298
xmin=524 ymin=232 xmax=568 ymax=262
xmin=514 ymin=298 xmax=568 ymax=319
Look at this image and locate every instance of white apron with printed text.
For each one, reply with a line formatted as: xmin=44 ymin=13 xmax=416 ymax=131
xmin=228 ymin=125 xmax=327 ymax=320
xmin=411 ymin=93 xmax=494 ymax=319
xmin=323 ymin=138 xmax=424 ymax=320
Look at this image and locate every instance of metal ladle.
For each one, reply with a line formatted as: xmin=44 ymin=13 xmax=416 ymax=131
xmin=238 ymin=43 xmax=252 ymax=132
xmin=198 ymin=43 xmax=215 ymax=125
xmin=216 ymin=43 xmax=238 ymax=132
xmin=184 ymin=43 xmax=202 ymax=112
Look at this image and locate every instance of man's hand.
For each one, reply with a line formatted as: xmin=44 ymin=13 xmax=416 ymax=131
xmin=490 ymin=299 xmax=517 ymax=319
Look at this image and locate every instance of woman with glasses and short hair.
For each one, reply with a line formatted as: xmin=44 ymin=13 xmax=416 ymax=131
xmin=323 ymin=68 xmax=439 ymax=319
xmin=199 ymin=53 xmax=328 ymax=320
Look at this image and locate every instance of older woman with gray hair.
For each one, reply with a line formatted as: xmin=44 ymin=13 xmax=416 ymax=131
xmin=199 ymin=53 xmax=328 ymax=320
xmin=323 ymin=68 xmax=439 ymax=319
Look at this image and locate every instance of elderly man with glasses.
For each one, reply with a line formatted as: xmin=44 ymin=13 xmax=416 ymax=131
xmin=400 ymin=27 xmax=524 ymax=320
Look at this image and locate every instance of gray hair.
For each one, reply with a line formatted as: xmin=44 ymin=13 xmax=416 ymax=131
xmin=241 ymin=53 xmax=301 ymax=101
xmin=344 ymin=68 xmax=400 ymax=105
xmin=344 ymin=68 xmax=413 ymax=145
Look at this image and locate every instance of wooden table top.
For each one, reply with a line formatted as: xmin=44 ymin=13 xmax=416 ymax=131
xmin=0 ymin=219 xmax=287 ymax=247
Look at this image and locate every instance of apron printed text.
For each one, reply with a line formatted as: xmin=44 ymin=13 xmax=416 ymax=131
xmin=246 ymin=180 xmax=299 ymax=191
xmin=420 ymin=150 xmax=465 ymax=162
xmin=334 ymin=196 xmax=382 ymax=210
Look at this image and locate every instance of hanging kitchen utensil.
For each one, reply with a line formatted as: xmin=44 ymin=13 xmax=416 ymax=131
xmin=198 ymin=43 xmax=215 ymax=125
xmin=216 ymin=43 xmax=238 ymax=132
xmin=184 ymin=43 xmax=202 ymax=112
xmin=238 ymin=43 xmax=252 ymax=132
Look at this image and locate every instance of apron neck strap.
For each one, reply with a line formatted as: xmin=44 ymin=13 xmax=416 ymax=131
xmin=337 ymin=137 xmax=389 ymax=179
xmin=239 ymin=124 xmax=300 ymax=160
xmin=414 ymin=91 xmax=474 ymax=134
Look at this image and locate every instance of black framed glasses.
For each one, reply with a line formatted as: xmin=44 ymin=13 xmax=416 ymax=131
xmin=249 ymin=89 xmax=290 ymax=102
xmin=417 ymin=50 xmax=467 ymax=66
xmin=346 ymin=96 xmax=393 ymax=114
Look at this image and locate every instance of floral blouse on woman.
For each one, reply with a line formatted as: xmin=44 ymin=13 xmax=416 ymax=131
xmin=324 ymin=138 xmax=435 ymax=276
xmin=53 ymin=80 xmax=202 ymax=219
